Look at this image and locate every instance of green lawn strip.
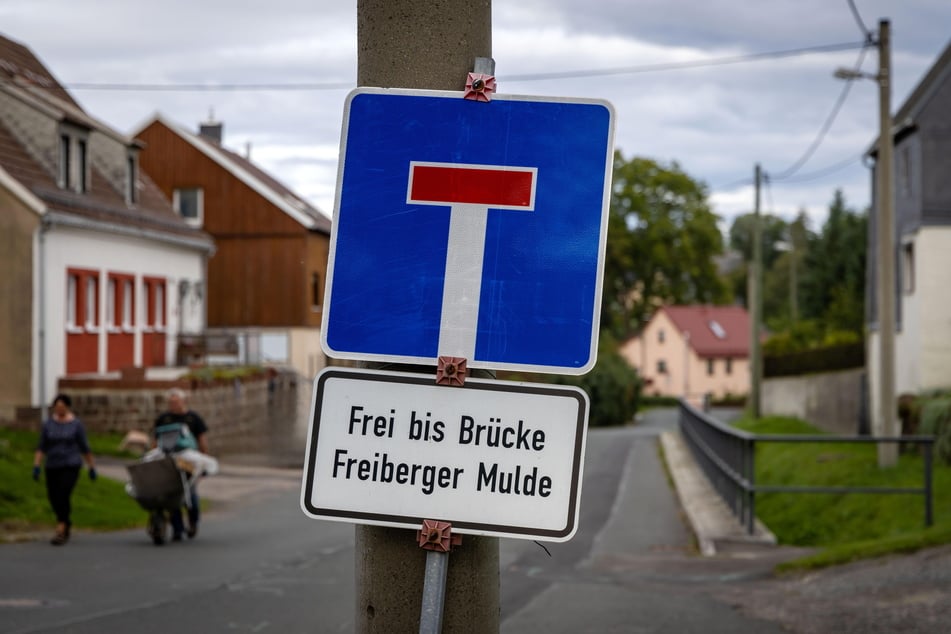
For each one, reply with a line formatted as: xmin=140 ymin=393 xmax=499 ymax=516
xmin=1 ymin=428 xmax=151 ymax=535
xmin=733 ymin=415 xmax=951 ymax=569
xmin=776 ymin=523 xmax=951 ymax=572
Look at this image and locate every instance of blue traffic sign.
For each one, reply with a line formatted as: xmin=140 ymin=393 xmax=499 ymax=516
xmin=321 ymin=88 xmax=615 ymax=374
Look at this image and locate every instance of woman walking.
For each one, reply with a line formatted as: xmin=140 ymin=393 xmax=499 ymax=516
xmin=33 ymin=394 xmax=97 ymax=545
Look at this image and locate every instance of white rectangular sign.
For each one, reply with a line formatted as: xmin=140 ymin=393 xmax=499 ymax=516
xmin=300 ymin=367 xmax=589 ymax=542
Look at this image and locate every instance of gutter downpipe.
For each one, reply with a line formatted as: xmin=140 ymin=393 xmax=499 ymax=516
xmin=38 ymin=216 xmax=50 ymax=421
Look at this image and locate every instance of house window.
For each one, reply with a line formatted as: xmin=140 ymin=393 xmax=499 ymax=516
xmin=126 ymin=155 xmax=138 ymax=204
xmin=77 ymin=139 xmax=88 ymax=193
xmin=58 ymin=128 xmax=91 ymax=193
xmin=122 ymin=279 xmax=134 ymax=328
xmin=66 ymin=274 xmax=78 ymax=328
xmin=142 ymin=278 xmax=166 ymax=330
xmin=658 ymin=329 xmax=665 ymax=343
xmin=725 ymin=358 xmax=733 ymax=375
xmin=155 ymin=283 xmax=165 ymax=328
xmin=657 ymin=359 xmax=667 ymax=374
xmin=174 ymin=187 xmax=203 ymax=226
xmin=707 ymin=359 xmax=714 ymax=376
xmin=106 ymin=278 xmax=117 ymax=329
xmin=67 ymin=269 xmax=99 ymax=332
xmin=899 ymin=146 xmax=911 ymax=197
xmin=311 ymin=272 xmax=322 ymax=309
xmin=59 ymin=134 xmax=71 ymax=188
xmin=84 ymin=276 xmax=98 ymax=330
xmin=902 ymin=242 xmax=915 ymax=294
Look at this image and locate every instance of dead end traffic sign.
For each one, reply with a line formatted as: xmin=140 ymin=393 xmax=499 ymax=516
xmin=300 ymin=367 xmax=589 ymax=542
xmin=321 ymin=88 xmax=615 ymax=375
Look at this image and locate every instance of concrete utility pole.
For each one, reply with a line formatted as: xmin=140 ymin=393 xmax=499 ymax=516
xmin=749 ymin=163 xmax=763 ymax=419
xmin=875 ymin=19 xmax=897 ymax=467
xmin=355 ymin=1 xmax=499 ymax=632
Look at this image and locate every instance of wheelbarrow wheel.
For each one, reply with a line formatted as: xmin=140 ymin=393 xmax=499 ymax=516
xmin=148 ymin=511 xmax=167 ymax=546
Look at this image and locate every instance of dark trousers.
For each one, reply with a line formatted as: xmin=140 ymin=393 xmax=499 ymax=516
xmin=45 ymin=466 xmax=80 ymax=527
xmin=169 ymin=487 xmax=200 ymax=536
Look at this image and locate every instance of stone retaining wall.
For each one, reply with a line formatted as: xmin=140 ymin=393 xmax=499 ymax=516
xmin=34 ymin=371 xmax=308 ymax=461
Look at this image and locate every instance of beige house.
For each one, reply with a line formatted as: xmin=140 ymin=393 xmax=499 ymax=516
xmin=620 ymin=305 xmax=750 ymax=403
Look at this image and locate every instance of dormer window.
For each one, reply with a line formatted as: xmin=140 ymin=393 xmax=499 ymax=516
xmin=174 ymin=187 xmax=204 ymax=226
xmin=77 ymin=139 xmax=88 ymax=193
xmin=57 ymin=124 xmax=90 ymax=193
xmin=126 ymin=153 xmax=138 ymax=204
xmin=59 ymin=134 xmax=71 ymax=188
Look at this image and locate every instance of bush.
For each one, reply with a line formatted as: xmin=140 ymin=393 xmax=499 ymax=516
xmin=639 ymin=395 xmax=681 ymax=409
xmin=551 ymin=335 xmax=641 ymax=427
xmin=763 ymin=342 xmax=865 ymax=377
xmin=712 ymin=392 xmax=747 ymax=407
xmin=182 ymin=365 xmax=266 ymax=383
xmin=919 ymin=397 xmax=951 ymax=465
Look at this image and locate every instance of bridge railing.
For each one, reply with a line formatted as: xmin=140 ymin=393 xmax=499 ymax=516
xmin=677 ymin=400 xmax=935 ymax=535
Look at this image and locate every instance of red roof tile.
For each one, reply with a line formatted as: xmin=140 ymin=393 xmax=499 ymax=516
xmin=659 ymin=305 xmax=750 ymax=358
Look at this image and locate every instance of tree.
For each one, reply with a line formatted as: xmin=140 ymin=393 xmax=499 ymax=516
xmin=799 ymin=190 xmax=867 ymax=332
xmin=603 ymin=152 xmax=727 ymax=339
xmin=726 ymin=211 xmax=790 ymax=310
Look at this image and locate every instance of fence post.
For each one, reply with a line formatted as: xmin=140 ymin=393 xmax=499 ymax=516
xmin=924 ymin=441 xmax=934 ymax=527
xmin=746 ymin=437 xmax=756 ymax=535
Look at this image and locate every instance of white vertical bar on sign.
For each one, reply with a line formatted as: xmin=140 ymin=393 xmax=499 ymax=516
xmin=437 ymin=203 xmax=489 ymax=359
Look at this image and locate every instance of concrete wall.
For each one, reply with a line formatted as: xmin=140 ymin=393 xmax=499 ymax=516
xmin=763 ymin=367 xmax=864 ymax=435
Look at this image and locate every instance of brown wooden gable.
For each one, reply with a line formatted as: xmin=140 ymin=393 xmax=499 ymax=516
xmin=136 ymin=117 xmax=330 ymax=329
xmin=136 ymin=120 xmax=307 ymax=236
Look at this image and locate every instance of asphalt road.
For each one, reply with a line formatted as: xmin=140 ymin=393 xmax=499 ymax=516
xmin=6 ymin=409 xmax=946 ymax=633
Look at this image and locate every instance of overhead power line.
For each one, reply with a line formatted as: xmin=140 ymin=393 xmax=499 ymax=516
xmin=767 ymin=43 xmax=870 ymax=182
xmin=23 ymin=40 xmax=869 ymax=92
xmin=502 ymin=41 xmax=868 ymax=82
xmin=846 ymin=0 xmax=873 ymax=41
xmin=771 ymin=154 xmax=862 ymax=184
xmin=60 ymin=80 xmax=355 ymax=92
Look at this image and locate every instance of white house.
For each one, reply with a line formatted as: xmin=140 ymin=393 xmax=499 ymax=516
xmin=0 ymin=33 xmax=214 ymax=420
xmin=866 ymin=38 xmax=951 ymax=434
xmin=620 ymin=305 xmax=750 ymax=404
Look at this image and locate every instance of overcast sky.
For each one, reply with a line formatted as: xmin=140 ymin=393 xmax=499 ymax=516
xmin=2 ymin=0 xmax=949 ymax=234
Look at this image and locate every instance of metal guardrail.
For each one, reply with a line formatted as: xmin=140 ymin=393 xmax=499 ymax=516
xmin=677 ymin=400 xmax=935 ymax=535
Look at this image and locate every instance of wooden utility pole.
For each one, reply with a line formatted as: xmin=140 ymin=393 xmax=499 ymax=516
xmin=354 ymin=1 xmax=499 ymax=631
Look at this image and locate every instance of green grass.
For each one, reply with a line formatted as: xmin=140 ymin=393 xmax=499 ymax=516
xmin=0 ymin=427 xmax=148 ymax=536
xmin=734 ymin=415 xmax=951 ymax=569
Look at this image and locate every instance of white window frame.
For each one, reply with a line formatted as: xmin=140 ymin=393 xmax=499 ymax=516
xmin=154 ymin=282 xmax=165 ymax=331
xmin=66 ymin=274 xmax=82 ymax=333
xmin=173 ymin=187 xmax=204 ymax=226
xmin=122 ymin=279 xmax=134 ymax=331
xmin=84 ymin=276 xmax=98 ymax=332
xmin=106 ymin=278 xmax=119 ymax=332
xmin=902 ymin=239 xmax=915 ymax=295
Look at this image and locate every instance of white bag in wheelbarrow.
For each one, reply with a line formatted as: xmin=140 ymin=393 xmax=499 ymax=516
xmin=173 ymin=448 xmax=219 ymax=476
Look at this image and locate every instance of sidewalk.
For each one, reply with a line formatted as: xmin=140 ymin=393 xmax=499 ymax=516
xmin=659 ymin=429 xmax=776 ymax=556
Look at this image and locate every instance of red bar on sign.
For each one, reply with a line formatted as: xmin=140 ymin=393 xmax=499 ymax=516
xmin=410 ymin=164 xmax=535 ymax=207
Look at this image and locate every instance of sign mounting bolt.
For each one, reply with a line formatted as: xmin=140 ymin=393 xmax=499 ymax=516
xmin=464 ymin=72 xmax=496 ymax=102
xmin=436 ymin=356 xmax=468 ymax=386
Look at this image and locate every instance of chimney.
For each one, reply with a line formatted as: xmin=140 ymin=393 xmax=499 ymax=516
xmin=199 ymin=108 xmax=222 ymax=144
